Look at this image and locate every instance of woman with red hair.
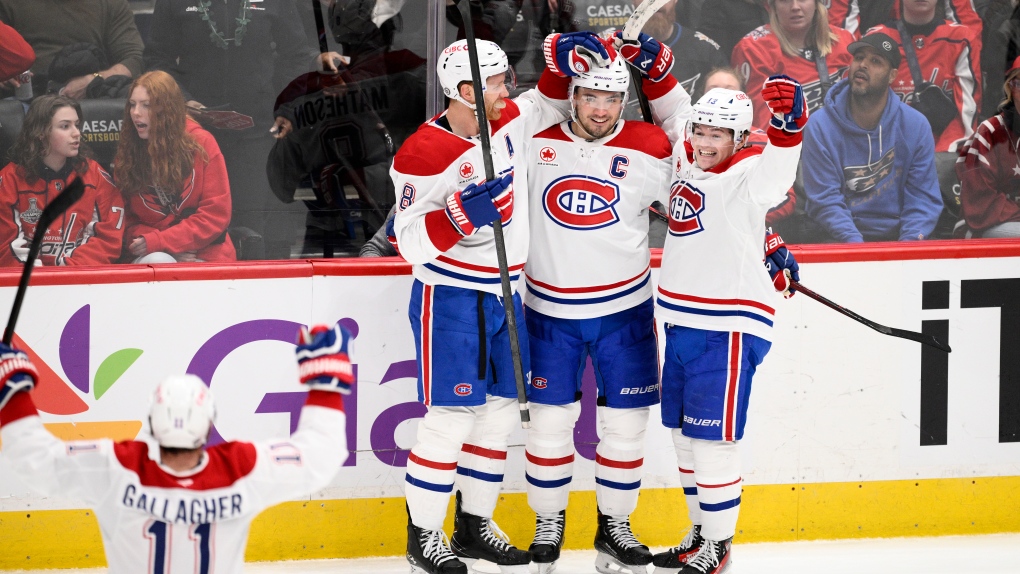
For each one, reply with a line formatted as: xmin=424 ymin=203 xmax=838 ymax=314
xmin=731 ymin=0 xmax=855 ymax=132
xmin=115 ymin=70 xmax=235 ymax=263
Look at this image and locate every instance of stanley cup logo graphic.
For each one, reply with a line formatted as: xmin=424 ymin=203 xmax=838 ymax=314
xmin=20 ymin=198 xmax=42 ymax=225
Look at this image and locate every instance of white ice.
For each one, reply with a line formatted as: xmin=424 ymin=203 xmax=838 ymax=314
xmin=7 ymin=534 xmax=1019 ymax=574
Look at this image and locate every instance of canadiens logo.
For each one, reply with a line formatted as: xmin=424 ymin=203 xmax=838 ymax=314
xmin=539 ymin=146 xmax=557 ymax=162
xmin=454 ymin=383 xmax=472 ymax=396
xmin=668 ymin=180 xmax=706 ymax=236
xmin=532 ymin=377 xmax=548 ymax=389
xmin=459 ymin=162 xmax=474 ymax=179
xmin=542 ymin=175 xmax=621 ymax=230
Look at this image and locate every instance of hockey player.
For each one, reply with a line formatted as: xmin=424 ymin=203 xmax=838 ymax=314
xmin=390 ymin=33 xmax=610 ymax=574
xmin=522 ymin=45 xmax=678 ymax=574
xmin=0 ymin=323 xmax=354 ymax=574
xmin=624 ymin=37 xmax=805 ymax=574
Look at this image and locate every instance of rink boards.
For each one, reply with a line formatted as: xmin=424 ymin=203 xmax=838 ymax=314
xmin=0 ymin=241 xmax=1019 ymax=569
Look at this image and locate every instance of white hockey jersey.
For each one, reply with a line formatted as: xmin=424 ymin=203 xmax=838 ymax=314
xmin=391 ymin=71 xmax=570 ymax=295
xmin=524 ymin=119 xmax=675 ymax=318
xmin=0 ymin=390 xmax=347 ymax=574
xmin=647 ymin=76 xmax=802 ymax=341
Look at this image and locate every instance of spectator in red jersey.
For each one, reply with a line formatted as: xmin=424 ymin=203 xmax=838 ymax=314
xmin=0 ymin=95 xmax=124 ymax=267
xmin=956 ymin=56 xmax=1020 ymax=238
xmin=114 ymin=71 xmax=236 ymax=263
xmin=0 ymin=21 xmax=34 ymax=84
xmin=732 ymin=0 xmax=856 ymax=131
xmin=868 ymin=0 xmax=981 ymax=152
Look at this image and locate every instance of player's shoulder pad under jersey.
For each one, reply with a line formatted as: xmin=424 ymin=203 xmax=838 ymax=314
xmin=534 ymin=123 xmax=572 ymax=142
xmin=611 ymin=122 xmax=673 ymax=159
xmin=114 ymin=440 xmax=258 ymax=490
xmin=393 ymin=124 xmax=474 ymax=177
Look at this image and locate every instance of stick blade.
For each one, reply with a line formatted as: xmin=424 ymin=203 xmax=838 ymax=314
xmin=888 ymin=327 xmax=952 ymax=353
xmin=623 ymin=0 xmax=672 ymax=39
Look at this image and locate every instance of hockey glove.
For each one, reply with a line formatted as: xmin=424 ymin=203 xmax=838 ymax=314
xmin=544 ymin=32 xmax=611 ymax=77
xmin=296 ymin=324 xmax=354 ymax=394
xmin=0 ymin=343 xmax=39 ymax=411
xmin=445 ymin=173 xmax=513 ymax=236
xmin=764 ymin=229 xmax=800 ymax=298
xmin=614 ymin=31 xmax=674 ymax=82
xmin=10 ymin=235 xmax=40 ymax=267
xmin=762 ymin=75 xmax=808 ymax=133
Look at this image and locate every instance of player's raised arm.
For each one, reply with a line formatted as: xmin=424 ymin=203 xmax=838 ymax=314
xmin=251 ymin=324 xmax=353 ymax=507
xmin=616 ymin=31 xmax=691 ymax=145
xmin=0 ymin=344 xmax=116 ymax=503
xmin=745 ymin=75 xmax=806 ymax=207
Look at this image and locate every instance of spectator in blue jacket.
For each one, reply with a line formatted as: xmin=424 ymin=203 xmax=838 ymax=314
xmin=803 ymin=32 xmax=943 ymax=242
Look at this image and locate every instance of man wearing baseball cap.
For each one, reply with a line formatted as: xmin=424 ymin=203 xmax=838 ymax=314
xmin=800 ymin=31 xmax=943 ymax=243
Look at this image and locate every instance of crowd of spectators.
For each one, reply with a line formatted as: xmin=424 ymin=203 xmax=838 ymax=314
xmin=0 ymin=0 xmax=1018 ymax=266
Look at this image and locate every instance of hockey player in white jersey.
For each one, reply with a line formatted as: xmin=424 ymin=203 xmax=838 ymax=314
xmin=623 ymin=36 xmax=805 ymax=574
xmin=390 ymin=33 xmax=610 ymax=574
xmin=0 ymin=324 xmax=354 ymax=574
xmin=522 ymin=44 xmax=679 ymax=574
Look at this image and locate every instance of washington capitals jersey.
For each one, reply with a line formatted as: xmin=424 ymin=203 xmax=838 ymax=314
xmin=0 ymin=391 xmax=347 ymax=574
xmin=668 ymin=27 xmax=729 ymax=98
xmin=732 ymin=24 xmax=855 ymax=132
xmin=391 ymin=71 xmax=570 ymax=294
xmin=868 ymin=21 xmax=981 ymax=152
xmin=524 ymin=119 xmax=675 ymax=319
xmin=828 ymin=0 xmax=861 ymax=35
xmin=647 ymin=77 xmax=801 ymax=341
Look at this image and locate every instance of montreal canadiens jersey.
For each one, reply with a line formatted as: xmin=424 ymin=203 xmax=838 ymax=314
xmin=391 ymin=71 xmax=570 ymax=294
xmin=524 ymin=119 xmax=675 ymax=318
xmin=647 ymin=77 xmax=801 ymax=341
xmin=732 ymin=24 xmax=855 ymax=132
xmin=0 ymin=391 xmax=347 ymax=574
xmin=867 ymin=21 xmax=981 ymax=152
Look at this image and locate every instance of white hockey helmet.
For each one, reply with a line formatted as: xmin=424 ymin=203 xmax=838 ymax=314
xmin=688 ymin=88 xmax=754 ymax=145
xmin=569 ymin=55 xmax=631 ymax=124
xmin=149 ymin=374 xmax=216 ymax=449
xmin=437 ymin=39 xmax=509 ymax=109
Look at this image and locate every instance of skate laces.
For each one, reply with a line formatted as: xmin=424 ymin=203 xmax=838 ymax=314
xmin=480 ymin=518 xmax=514 ymax=552
xmin=671 ymin=524 xmax=701 ymax=553
xmin=686 ymin=539 xmax=721 ymax=572
xmin=421 ymin=528 xmax=458 ymax=565
xmin=606 ymin=516 xmax=642 ymax=549
xmin=533 ymin=513 xmax=565 ymax=546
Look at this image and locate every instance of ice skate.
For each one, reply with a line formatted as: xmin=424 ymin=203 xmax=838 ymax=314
xmin=529 ymin=510 xmax=566 ymax=574
xmin=651 ymin=525 xmax=704 ymax=574
xmin=406 ymin=517 xmax=467 ymax=574
xmin=450 ymin=492 xmax=531 ymax=574
xmin=593 ymin=510 xmax=653 ymax=574
xmin=677 ymin=537 xmax=731 ymax=574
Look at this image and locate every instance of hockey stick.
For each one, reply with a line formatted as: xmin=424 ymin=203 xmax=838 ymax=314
xmin=621 ymin=0 xmax=671 ymax=122
xmin=791 ymin=281 xmax=952 ymax=353
xmin=3 ymin=178 xmax=85 ymax=344
xmin=645 ymin=207 xmax=951 ymax=353
xmin=455 ymin=0 xmax=531 ymax=428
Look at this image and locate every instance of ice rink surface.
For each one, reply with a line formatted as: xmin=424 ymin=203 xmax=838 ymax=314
xmin=8 ymin=534 xmax=1019 ymax=574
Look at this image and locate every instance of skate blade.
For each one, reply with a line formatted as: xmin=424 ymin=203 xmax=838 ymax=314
xmin=459 ymin=557 xmax=529 ymax=574
xmin=595 ymin=551 xmax=649 ymax=574
xmin=535 ymin=561 xmax=558 ymax=574
xmin=651 ymin=568 xmax=682 ymax=574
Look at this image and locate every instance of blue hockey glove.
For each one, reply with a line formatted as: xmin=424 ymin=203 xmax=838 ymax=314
xmin=764 ymin=229 xmax=799 ymax=298
xmin=614 ymin=31 xmax=674 ymax=82
xmin=543 ymin=32 xmax=612 ymax=77
xmin=0 ymin=343 xmax=39 ymax=410
xmin=762 ymin=75 xmax=808 ymax=133
xmin=445 ymin=173 xmax=513 ymax=236
xmin=296 ymin=324 xmax=354 ymax=394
